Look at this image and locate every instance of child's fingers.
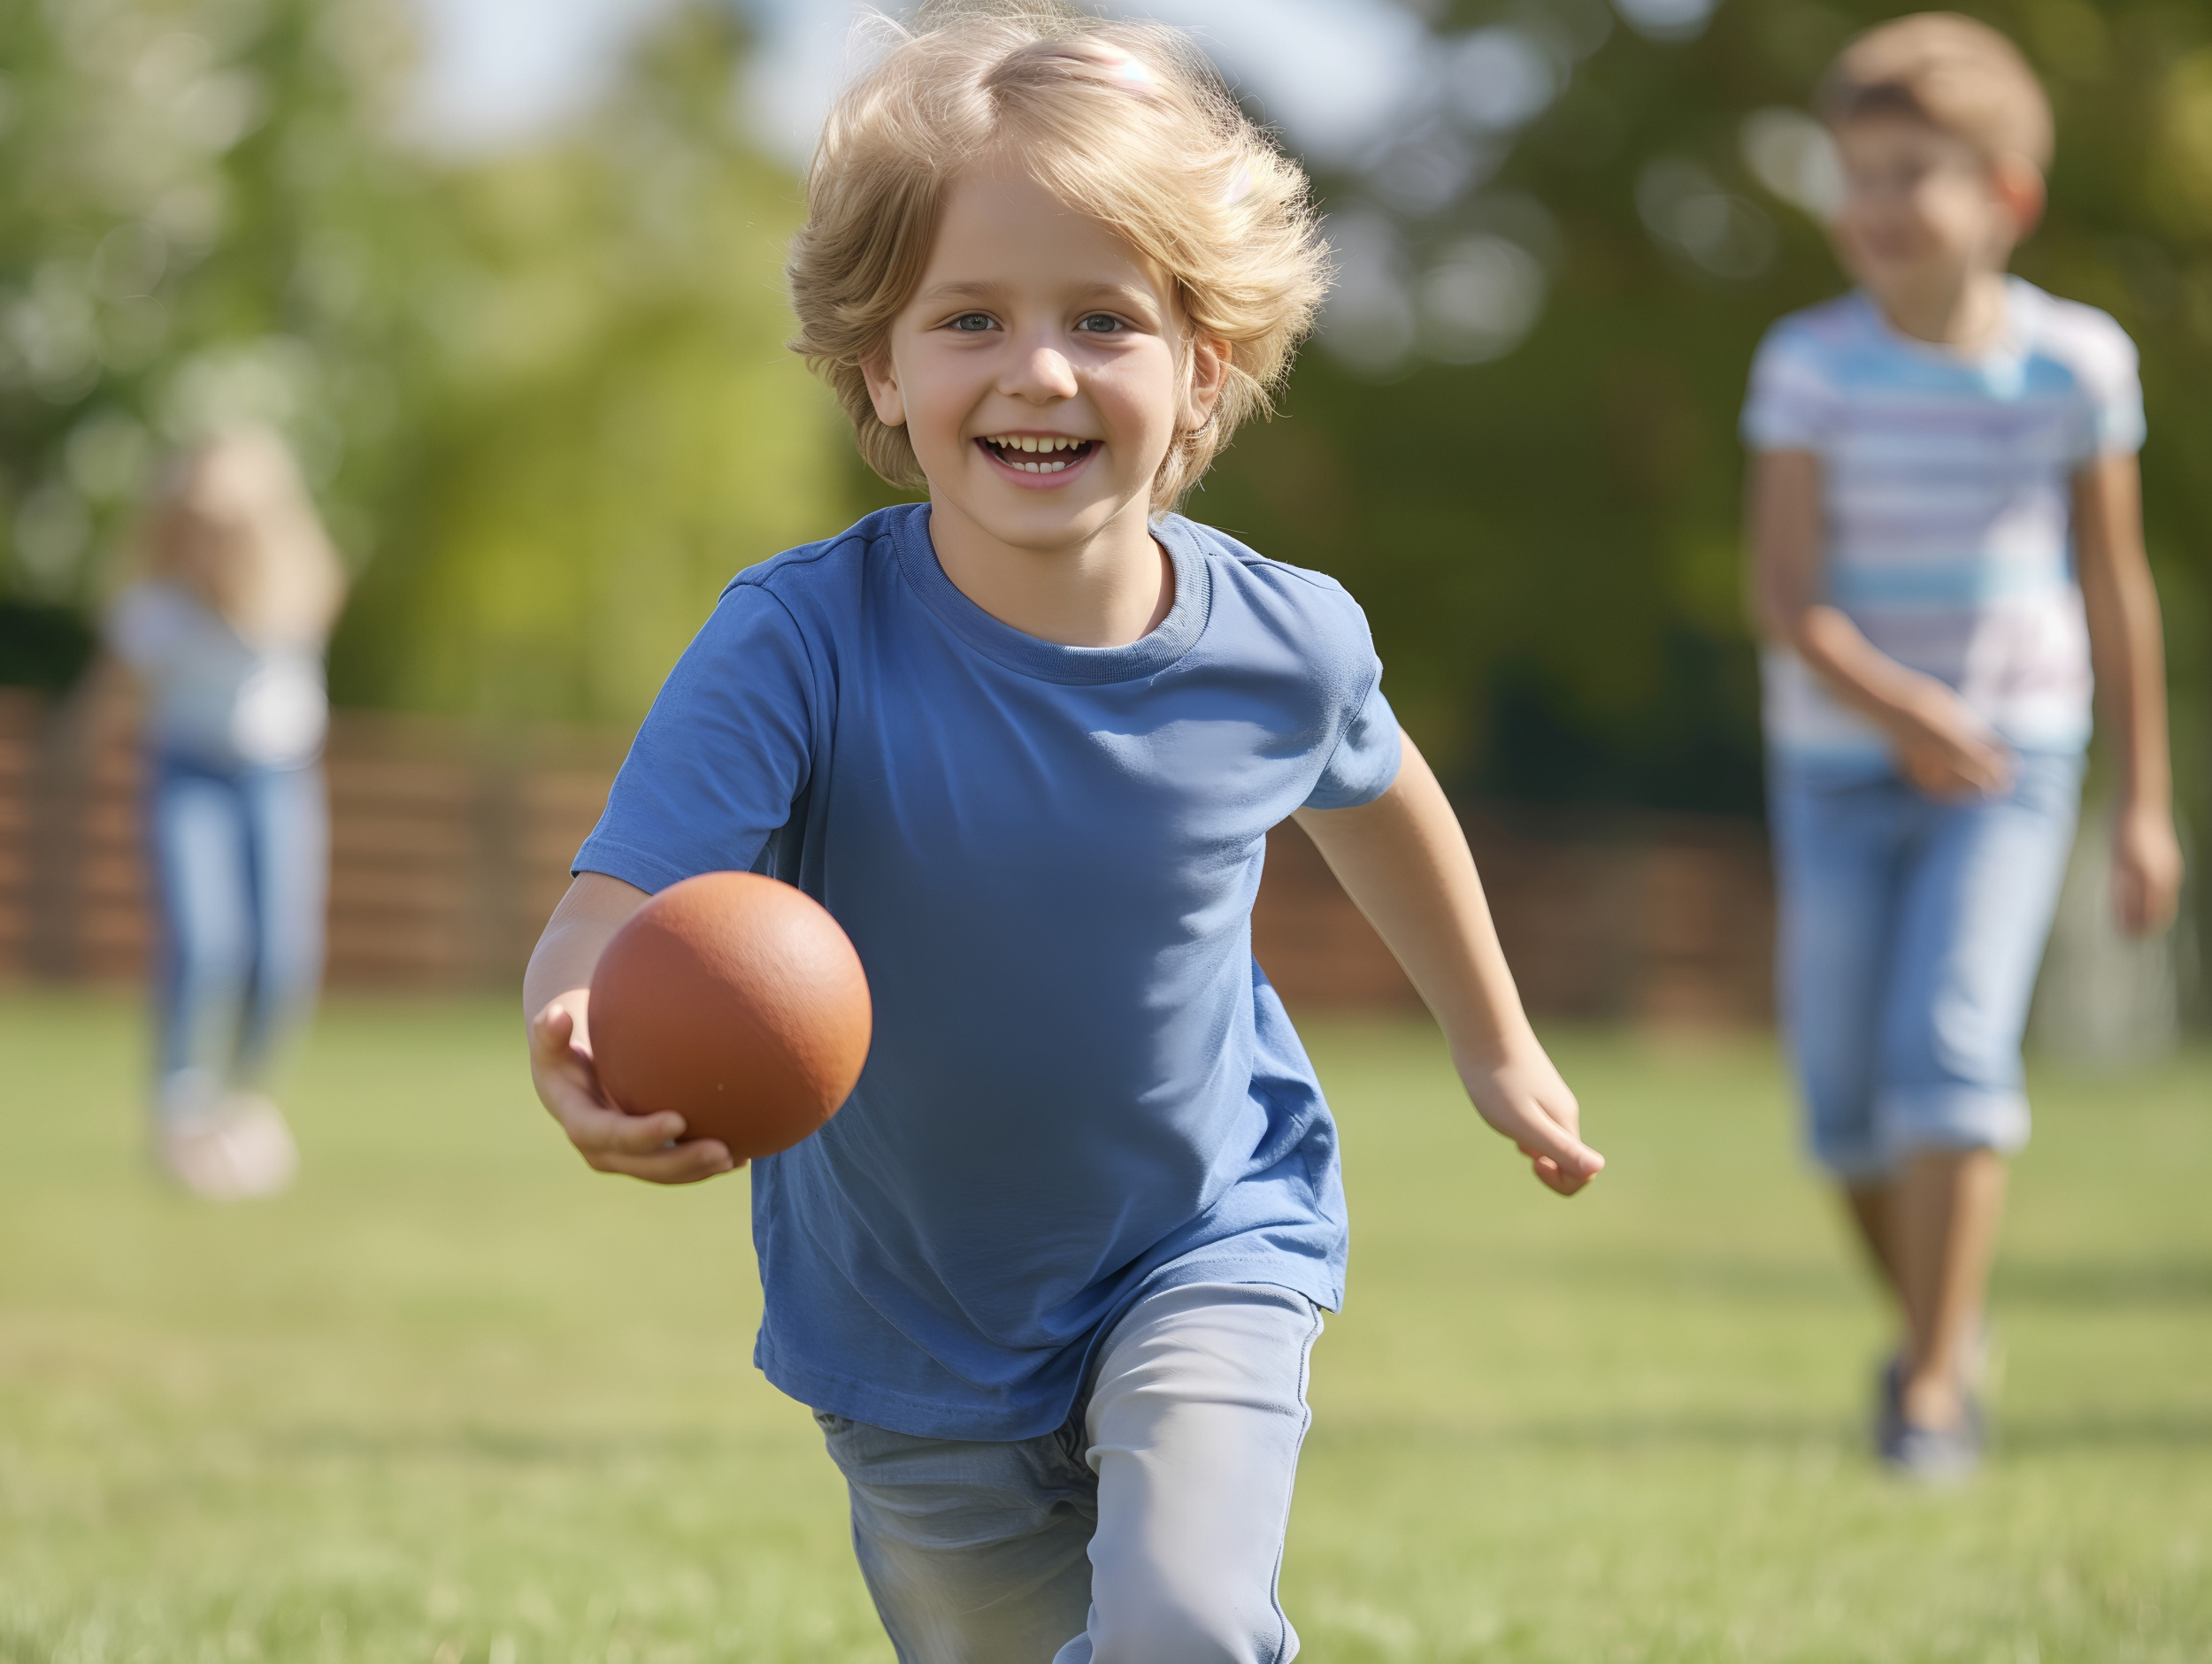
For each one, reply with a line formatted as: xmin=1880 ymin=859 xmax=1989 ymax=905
xmin=530 ymin=1004 xmax=604 ymax=1091
xmin=1499 ymin=1099 xmax=1604 ymax=1180
xmin=530 ymin=1002 xmax=628 ymax=1123
xmin=528 ymin=1001 xmax=575 ymax=1062
xmin=532 ymin=1001 xmax=732 ymax=1177
xmin=1962 ymin=738 xmax=2015 ymax=792
xmin=590 ymin=1139 xmax=741 ymax=1185
xmin=572 ymin=1100 xmax=691 ymax=1154
xmin=1521 ymin=1148 xmax=1597 ymax=1196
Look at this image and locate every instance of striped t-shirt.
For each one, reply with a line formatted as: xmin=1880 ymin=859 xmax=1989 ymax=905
xmin=1740 ymin=279 xmax=2144 ymax=762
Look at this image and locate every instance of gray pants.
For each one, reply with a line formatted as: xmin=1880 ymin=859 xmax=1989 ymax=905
xmin=816 ymin=1282 xmax=1323 ymax=1663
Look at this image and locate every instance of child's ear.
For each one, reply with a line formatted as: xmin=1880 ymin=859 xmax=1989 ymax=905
xmin=1994 ymin=156 xmax=2046 ymax=242
xmin=861 ymin=349 xmax=907 ymax=428
xmin=1182 ymin=332 xmax=1232 ymax=433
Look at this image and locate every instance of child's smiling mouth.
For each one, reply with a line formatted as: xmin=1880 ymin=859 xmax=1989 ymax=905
xmin=977 ymin=433 xmax=1098 ymax=477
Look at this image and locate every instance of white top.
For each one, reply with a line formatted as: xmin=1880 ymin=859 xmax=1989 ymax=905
xmin=105 ymin=581 xmax=329 ymax=770
xmin=1740 ymin=279 xmax=2145 ymax=761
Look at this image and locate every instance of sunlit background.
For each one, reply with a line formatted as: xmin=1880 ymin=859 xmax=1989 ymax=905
xmin=1 ymin=0 xmax=2206 ymax=1004
xmin=1 ymin=1 xmax=2200 ymax=751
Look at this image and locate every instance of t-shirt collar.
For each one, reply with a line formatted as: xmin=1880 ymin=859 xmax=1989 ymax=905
xmin=890 ymin=502 xmax=1212 ymax=685
xmin=1854 ymin=278 xmax=2032 ymax=374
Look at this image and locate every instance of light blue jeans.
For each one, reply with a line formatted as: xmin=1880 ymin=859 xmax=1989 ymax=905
xmin=1769 ymin=750 xmax=2084 ymax=1182
xmin=815 ymin=1281 xmax=1322 ymax=1664
xmin=146 ymin=752 xmax=327 ymax=1123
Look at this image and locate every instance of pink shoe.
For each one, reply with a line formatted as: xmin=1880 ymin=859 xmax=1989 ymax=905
xmin=157 ymin=1094 xmax=300 ymax=1200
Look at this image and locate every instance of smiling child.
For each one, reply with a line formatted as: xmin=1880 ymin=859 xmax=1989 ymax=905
xmin=522 ymin=8 xmax=1600 ymax=1658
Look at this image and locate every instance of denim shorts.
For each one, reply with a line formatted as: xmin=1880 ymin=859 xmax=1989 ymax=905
xmin=1769 ymin=750 xmax=2083 ymax=1181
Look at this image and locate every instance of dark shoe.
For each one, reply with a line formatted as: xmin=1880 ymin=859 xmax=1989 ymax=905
xmin=1873 ymin=1355 xmax=1905 ymax=1456
xmin=1880 ymin=1401 xmax=1984 ymax=1483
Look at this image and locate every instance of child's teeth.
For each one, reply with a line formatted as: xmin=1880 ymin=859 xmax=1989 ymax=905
xmin=987 ymin=436 xmax=1087 ymax=471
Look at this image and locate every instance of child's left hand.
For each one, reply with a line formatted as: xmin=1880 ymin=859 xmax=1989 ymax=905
xmin=1457 ymin=1042 xmax=1603 ymax=1197
xmin=2112 ymin=802 xmax=2185 ymax=937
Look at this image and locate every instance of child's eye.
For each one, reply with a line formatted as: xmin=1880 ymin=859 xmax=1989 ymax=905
xmin=948 ymin=313 xmax=996 ymax=332
xmin=1075 ymin=313 xmax=1125 ymax=334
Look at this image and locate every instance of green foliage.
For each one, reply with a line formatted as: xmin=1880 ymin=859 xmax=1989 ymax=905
xmin=4 ymin=993 xmax=2210 ymax=1659
xmin=1202 ymin=0 xmax=2212 ymax=818
xmin=0 ymin=1 xmax=845 ymax=722
xmin=0 ymin=0 xmax=431 ymax=616
xmin=7 ymin=0 xmax=2206 ymax=772
xmin=326 ymin=12 xmax=845 ymax=724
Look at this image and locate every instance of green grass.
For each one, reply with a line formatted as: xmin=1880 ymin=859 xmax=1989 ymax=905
xmin=2 ymin=994 xmax=2207 ymax=1663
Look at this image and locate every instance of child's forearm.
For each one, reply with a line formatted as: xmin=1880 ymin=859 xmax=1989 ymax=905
xmin=2075 ymin=455 xmax=2173 ymax=813
xmin=1292 ymin=734 xmax=1536 ymax=1065
xmin=1790 ymin=606 xmax=1972 ymax=737
xmin=1749 ymin=449 xmax=1967 ymax=739
xmin=522 ymin=871 xmax=651 ymax=1032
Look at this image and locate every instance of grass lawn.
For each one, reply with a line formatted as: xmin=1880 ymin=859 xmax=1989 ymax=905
xmin=2 ymin=992 xmax=2207 ymax=1663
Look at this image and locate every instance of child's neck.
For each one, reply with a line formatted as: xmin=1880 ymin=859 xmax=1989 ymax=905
xmin=1870 ymin=265 xmax=2012 ymax=353
xmin=925 ymin=497 xmax=1173 ymax=649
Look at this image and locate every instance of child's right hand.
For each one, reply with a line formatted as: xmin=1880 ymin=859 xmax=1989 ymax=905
xmin=1458 ymin=1041 xmax=1604 ymax=1198
xmin=528 ymin=996 xmax=740 ymax=1185
xmin=1888 ymin=685 xmax=2014 ymax=799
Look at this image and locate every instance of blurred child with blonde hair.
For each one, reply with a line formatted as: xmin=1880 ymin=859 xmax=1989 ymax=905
xmin=1745 ymin=13 xmax=2182 ymax=1478
xmin=523 ymin=4 xmax=1601 ymax=1656
xmin=107 ymin=428 xmax=347 ymax=1200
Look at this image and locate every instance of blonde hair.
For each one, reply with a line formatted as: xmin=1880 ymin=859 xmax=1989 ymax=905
xmin=1818 ymin=12 xmax=2054 ymax=171
xmin=144 ymin=429 xmax=348 ymax=647
xmin=787 ymin=1 xmax=1329 ymax=509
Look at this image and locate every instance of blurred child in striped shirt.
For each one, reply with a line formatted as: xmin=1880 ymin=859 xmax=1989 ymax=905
xmin=1742 ymin=13 xmax=2182 ymax=1479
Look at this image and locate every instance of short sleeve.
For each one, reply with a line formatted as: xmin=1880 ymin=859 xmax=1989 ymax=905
xmin=2065 ymin=317 xmax=2146 ymax=462
xmin=1740 ymin=325 xmax=1839 ymax=453
xmin=1303 ymin=674 xmax=1402 ymax=810
xmin=573 ymin=581 xmax=818 ymax=892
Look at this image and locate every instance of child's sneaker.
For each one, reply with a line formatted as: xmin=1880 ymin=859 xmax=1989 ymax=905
xmin=1881 ymin=1404 xmax=1984 ymax=1483
xmin=1873 ymin=1354 xmax=1905 ymax=1455
xmin=1873 ymin=1321 xmax=1997 ymax=1468
xmin=157 ymin=1094 xmax=299 ymax=1200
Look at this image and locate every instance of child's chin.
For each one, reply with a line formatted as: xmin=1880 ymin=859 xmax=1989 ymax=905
xmin=1855 ymin=245 xmax=1947 ymax=285
xmin=966 ymin=489 xmax=1116 ymax=546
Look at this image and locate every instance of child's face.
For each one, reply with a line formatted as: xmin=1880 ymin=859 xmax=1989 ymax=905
xmin=864 ymin=165 xmax=1226 ymax=553
xmin=1828 ymin=115 xmax=2039 ymax=304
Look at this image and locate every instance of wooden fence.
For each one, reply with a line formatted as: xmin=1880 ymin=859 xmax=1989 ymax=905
xmin=0 ymin=684 xmax=1774 ymax=1023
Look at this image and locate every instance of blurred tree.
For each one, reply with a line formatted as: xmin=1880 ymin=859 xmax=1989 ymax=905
xmin=0 ymin=0 xmax=429 ymax=632
xmin=0 ymin=0 xmax=845 ymax=725
xmin=7 ymin=0 xmax=2204 ymax=820
xmin=1197 ymin=0 xmax=2210 ymax=837
xmin=328 ymin=8 xmax=843 ymax=722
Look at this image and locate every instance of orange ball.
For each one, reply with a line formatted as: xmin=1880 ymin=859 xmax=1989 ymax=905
xmin=589 ymin=872 xmax=872 ymax=1159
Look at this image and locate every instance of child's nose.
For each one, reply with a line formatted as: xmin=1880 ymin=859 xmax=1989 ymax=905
xmin=1002 ymin=345 xmax=1078 ymax=403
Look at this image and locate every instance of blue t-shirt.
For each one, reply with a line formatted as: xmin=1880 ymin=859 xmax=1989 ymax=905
xmin=575 ymin=502 xmax=1402 ymax=1439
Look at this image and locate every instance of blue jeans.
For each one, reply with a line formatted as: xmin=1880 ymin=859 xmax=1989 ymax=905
xmin=1769 ymin=751 xmax=2083 ymax=1181
xmin=146 ymin=753 xmax=327 ymax=1123
xmin=817 ymin=1282 xmax=1321 ymax=1664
